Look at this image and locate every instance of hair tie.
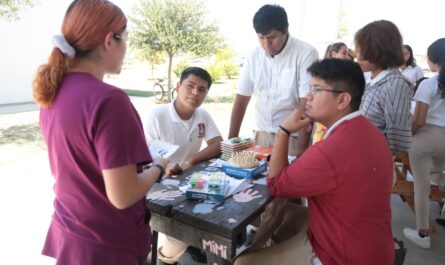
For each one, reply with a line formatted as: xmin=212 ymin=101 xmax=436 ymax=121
xmin=51 ymin=34 xmax=76 ymax=58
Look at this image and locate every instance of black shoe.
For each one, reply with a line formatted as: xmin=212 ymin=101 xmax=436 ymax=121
xmin=156 ymin=260 xmax=177 ymax=265
xmin=186 ymin=246 xmax=207 ymax=263
xmin=393 ymin=238 xmax=407 ymax=265
xmin=436 ymin=218 xmax=445 ymax=227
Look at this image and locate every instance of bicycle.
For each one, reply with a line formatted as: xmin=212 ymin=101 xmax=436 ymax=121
xmin=152 ymin=79 xmax=176 ymax=101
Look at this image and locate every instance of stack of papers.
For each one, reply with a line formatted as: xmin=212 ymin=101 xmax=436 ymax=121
xmin=220 ymin=136 xmax=255 ymax=161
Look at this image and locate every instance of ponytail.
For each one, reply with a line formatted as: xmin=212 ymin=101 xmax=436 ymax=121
xmin=439 ymin=65 xmax=445 ymax=98
xmin=32 ymin=0 xmax=127 ymax=108
xmin=32 ymin=49 xmax=75 ymax=108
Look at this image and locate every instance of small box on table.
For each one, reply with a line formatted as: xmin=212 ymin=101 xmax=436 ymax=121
xmin=222 ymin=160 xmax=267 ymax=179
xmin=245 ymin=145 xmax=272 ymax=161
xmin=185 ymin=172 xmax=228 ymax=202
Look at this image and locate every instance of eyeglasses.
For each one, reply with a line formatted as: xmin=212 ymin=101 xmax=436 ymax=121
xmin=309 ymin=85 xmax=345 ymax=95
xmin=113 ymin=31 xmax=128 ymax=42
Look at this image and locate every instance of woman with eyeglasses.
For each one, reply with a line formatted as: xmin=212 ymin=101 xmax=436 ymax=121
xmin=32 ymin=1 xmax=168 ymax=264
xmin=354 ymin=20 xmax=412 ymax=156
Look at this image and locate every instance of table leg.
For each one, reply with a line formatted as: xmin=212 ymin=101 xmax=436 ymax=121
xmin=151 ymin=230 xmax=158 ymax=265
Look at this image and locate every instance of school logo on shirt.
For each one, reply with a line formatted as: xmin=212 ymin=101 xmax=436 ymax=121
xmin=198 ymin=123 xmax=206 ymax=138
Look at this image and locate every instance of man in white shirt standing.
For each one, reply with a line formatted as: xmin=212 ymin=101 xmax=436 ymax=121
xmin=144 ymin=67 xmax=223 ymax=265
xmin=228 ymin=4 xmax=319 ymax=157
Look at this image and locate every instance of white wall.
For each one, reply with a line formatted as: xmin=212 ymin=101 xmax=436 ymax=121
xmin=0 ymin=0 xmax=68 ymax=105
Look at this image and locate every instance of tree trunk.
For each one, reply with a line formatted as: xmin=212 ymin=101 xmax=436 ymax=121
xmin=167 ymin=51 xmax=173 ymax=102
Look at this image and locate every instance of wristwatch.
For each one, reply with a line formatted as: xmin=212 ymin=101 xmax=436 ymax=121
xmin=151 ymin=163 xmax=165 ymax=183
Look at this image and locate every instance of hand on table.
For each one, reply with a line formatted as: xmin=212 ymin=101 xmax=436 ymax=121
xmin=165 ymin=161 xmax=192 ymax=176
xmin=165 ymin=163 xmax=182 ymax=176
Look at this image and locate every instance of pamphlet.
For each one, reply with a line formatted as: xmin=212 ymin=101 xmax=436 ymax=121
xmin=149 ymin=140 xmax=179 ymax=159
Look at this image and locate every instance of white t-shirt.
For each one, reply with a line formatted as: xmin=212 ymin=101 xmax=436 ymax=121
xmin=237 ymin=35 xmax=318 ymax=133
xmin=401 ymin=65 xmax=424 ymax=85
xmin=144 ymin=101 xmax=221 ymax=163
xmin=413 ymin=75 xmax=445 ymax=127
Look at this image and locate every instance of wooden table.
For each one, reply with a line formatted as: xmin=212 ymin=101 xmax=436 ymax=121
xmin=146 ymin=161 xmax=272 ymax=265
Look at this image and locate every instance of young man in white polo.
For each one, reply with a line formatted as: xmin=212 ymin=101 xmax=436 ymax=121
xmin=144 ymin=67 xmax=223 ymax=265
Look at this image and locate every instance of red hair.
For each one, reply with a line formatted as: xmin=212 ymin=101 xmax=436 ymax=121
xmin=33 ymin=0 xmax=127 ymax=108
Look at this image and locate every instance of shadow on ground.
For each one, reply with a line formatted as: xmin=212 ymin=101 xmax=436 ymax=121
xmin=0 ymin=123 xmax=44 ymax=147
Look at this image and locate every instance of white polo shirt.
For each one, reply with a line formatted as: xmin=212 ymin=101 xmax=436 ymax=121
xmin=144 ymin=101 xmax=221 ymax=164
xmin=237 ymin=35 xmax=318 ymax=133
xmin=413 ymin=75 xmax=445 ymax=127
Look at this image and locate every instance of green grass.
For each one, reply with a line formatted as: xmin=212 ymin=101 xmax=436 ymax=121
xmin=205 ymin=95 xmax=234 ymax=103
xmin=122 ymin=89 xmax=153 ymax=97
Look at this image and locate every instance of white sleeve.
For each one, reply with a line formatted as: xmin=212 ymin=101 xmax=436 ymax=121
xmin=413 ymin=79 xmax=433 ymax=105
xmin=202 ymin=109 xmax=221 ymax=141
xmin=298 ymin=48 xmax=319 ymax=98
xmin=144 ymin=109 xmax=162 ymax=143
xmin=415 ymin=66 xmax=424 ymax=81
xmin=237 ymin=53 xmax=254 ymax=96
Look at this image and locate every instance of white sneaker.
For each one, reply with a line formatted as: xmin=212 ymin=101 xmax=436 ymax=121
xmin=403 ymin=228 xmax=431 ymax=249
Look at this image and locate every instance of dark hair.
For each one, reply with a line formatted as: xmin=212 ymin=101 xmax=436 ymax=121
xmin=404 ymin=44 xmax=416 ymax=67
xmin=307 ymin=59 xmax=365 ymax=111
xmin=253 ymin=4 xmax=288 ymax=34
xmin=180 ymin=67 xmax=213 ymax=89
xmin=427 ymin=38 xmax=445 ymax=97
xmin=413 ymin=77 xmax=428 ymax=95
xmin=354 ymin=20 xmax=404 ymax=69
xmin=324 ymin=42 xmax=347 ymax=59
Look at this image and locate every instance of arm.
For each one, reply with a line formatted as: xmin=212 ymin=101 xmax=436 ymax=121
xmin=295 ymin=97 xmax=311 ymax=156
xmin=228 ymin=94 xmax=251 ymax=138
xmin=102 ymin=158 xmax=169 ymax=209
xmin=383 ymin=79 xmax=412 ymax=154
xmin=411 ymin=101 xmax=428 ymax=134
xmin=269 ymin=109 xmax=311 ymax=177
xmin=294 ymin=49 xmax=318 ymax=155
xmin=144 ymin=110 xmax=161 ymax=143
xmin=180 ymin=136 xmax=223 ymax=171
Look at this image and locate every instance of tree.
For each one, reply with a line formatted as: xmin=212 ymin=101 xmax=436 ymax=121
xmin=215 ymin=47 xmax=240 ymax=79
xmin=134 ymin=48 xmax=165 ymax=77
xmin=130 ymin=0 xmax=223 ymax=101
xmin=0 ymin=0 xmax=38 ymax=21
